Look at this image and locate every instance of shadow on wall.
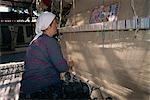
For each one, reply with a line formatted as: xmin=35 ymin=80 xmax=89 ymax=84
xmin=62 ymin=30 xmax=150 ymax=100
xmin=0 ymin=52 xmax=26 ymax=64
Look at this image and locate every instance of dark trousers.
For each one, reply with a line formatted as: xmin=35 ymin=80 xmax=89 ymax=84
xmin=19 ymin=81 xmax=90 ymax=100
xmin=19 ymin=84 xmax=63 ymax=100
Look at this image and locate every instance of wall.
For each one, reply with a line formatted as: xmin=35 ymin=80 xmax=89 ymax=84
xmin=61 ymin=30 xmax=150 ymax=100
xmin=66 ymin=0 xmax=150 ymax=26
xmin=61 ymin=0 xmax=150 ymax=99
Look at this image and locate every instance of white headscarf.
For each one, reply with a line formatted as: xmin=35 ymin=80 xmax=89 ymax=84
xmin=30 ymin=11 xmax=56 ymax=45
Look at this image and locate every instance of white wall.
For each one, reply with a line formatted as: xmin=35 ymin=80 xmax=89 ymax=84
xmin=61 ymin=0 xmax=150 ymax=99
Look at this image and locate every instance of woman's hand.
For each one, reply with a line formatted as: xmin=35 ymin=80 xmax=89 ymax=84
xmin=60 ymin=59 xmax=75 ymax=80
xmin=68 ymin=59 xmax=74 ymax=72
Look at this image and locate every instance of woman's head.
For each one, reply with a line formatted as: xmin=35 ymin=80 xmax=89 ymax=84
xmin=35 ymin=11 xmax=58 ymax=37
xmin=44 ymin=18 xmax=58 ymax=37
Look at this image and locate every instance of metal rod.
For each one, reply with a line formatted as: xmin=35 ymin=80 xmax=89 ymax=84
xmin=59 ymin=0 xmax=63 ymax=28
xmin=59 ymin=28 xmax=150 ymax=34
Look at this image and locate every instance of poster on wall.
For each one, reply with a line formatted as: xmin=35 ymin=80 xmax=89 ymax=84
xmin=89 ymin=2 xmax=119 ymax=24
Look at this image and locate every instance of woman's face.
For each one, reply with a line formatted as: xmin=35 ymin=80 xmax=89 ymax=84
xmin=45 ymin=19 xmax=58 ymax=37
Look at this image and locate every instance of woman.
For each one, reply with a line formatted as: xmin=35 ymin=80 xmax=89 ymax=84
xmin=19 ymin=11 xmax=69 ymax=99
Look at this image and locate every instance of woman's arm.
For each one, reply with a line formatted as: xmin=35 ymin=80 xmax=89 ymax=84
xmin=47 ymin=37 xmax=69 ymax=72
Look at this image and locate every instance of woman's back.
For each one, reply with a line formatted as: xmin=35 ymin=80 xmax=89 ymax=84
xmin=21 ymin=34 xmax=68 ymax=94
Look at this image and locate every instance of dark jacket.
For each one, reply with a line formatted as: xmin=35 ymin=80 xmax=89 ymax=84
xmin=21 ymin=34 xmax=68 ymax=94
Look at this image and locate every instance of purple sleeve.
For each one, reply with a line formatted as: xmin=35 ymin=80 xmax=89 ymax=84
xmin=46 ymin=38 xmax=69 ymax=72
